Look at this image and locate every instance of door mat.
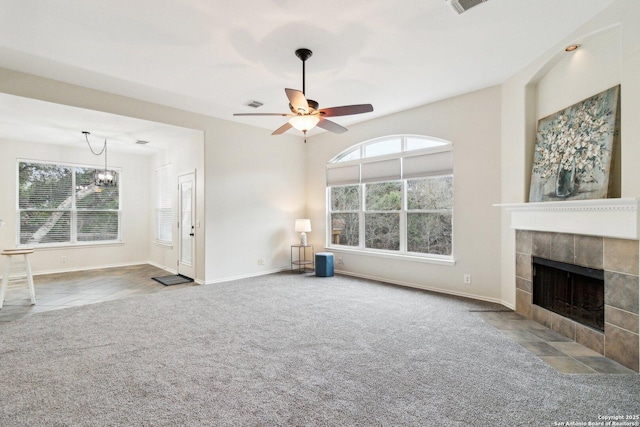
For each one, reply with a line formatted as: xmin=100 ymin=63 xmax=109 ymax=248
xmin=152 ymin=274 xmax=194 ymax=286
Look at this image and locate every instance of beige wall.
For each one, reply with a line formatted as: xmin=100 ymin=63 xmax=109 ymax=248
xmin=306 ymin=86 xmax=504 ymax=304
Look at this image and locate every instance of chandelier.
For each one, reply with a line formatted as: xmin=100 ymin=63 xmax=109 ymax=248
xmin=83 ymin=131 xmax=117 ymax=187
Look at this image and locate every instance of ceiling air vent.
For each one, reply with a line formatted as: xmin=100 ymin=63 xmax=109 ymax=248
xmin=446 ymin=0 xmax=488 ymax=14
xmin=244 ymin=100 xmax=264 ymax=109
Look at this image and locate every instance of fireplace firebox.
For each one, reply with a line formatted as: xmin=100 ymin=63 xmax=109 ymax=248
xmin=532 ymin=257 xmax=605 ymax=332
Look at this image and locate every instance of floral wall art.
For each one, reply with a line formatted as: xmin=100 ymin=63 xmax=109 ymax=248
xmin=529 ymin=85 xmax=620 ymax=202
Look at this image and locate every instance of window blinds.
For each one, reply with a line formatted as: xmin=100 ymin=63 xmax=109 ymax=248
xmin=403 ymin=150 xmax=453 ymax=178
xmin=156 ymin=165 xmax=173 ymax=244
xmin=327 ymin=164 xmax=360 ymax=186
xmin=327 ymin=149 xmax=453 ymax=186
xmin=361 ymin=158 xmax=401 ymax=183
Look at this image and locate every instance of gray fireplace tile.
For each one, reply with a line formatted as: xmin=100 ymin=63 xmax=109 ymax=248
xmin=574 ymin=355 xmax=637 ymax=374
xmin=527 ymin=325 xmax=572 ymax=342
xmin=575 ymin=235 xmax=603 ymax=269
xmin=606 ymin=305 xmax=639 ymax=334
xmin=532 ymin=232 xmax=551 ymax=258
xmin=604 ymin=271 xmax=639 ymax=314
xmin=604 ymin=323 xmax=640 ymax=372
xmin=575 ymin=323 xmax=605 ymax=355
xmin=538 ymin=356 xmax=597 ymax=374
xmin=532 ymin=304 xmax=554 ymax=329
xmin=550 ymin=314 xmax=576 ymax=341
xmin=516 ymin=277 xmax=531 ymax=293
xmin=521 ymin=341 xmax=566 ymax=356
xmin=515 ymin=289 xmax=532 ymax=318
xmin=501 ymin=329 xmax=544 ymax=343
xmin=548 ymin=341 xmax=603 ymax=357
xmin=515 ymin=253 xmax=532 ymax=280
xmin=604 ymin=238 xmax=639 ymax=276
xmin=550 ymin=233 xmax=575 ymax=264
xmin=516 ymin=230 xmax=532 ymax=254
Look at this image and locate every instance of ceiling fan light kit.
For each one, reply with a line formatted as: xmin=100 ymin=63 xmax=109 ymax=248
xmin=234 ymin=48 xmax=373 ymax=141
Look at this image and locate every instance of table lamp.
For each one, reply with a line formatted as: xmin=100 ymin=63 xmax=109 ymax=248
xmin=295 ymin=219 xmax=311 ymax=246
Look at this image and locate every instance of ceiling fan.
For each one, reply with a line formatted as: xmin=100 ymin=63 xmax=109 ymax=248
xmin=234 ymin=48 xmax=373 ymax=140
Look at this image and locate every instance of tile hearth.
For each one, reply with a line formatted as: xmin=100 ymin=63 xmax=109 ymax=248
xmin=515 ymin=230 xmax=639 ymax=372
xmin=477 ymin=311 xmax=636 ymax=374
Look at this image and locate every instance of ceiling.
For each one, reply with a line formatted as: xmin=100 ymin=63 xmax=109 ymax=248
xmin=0 ymin=0 xmax=615 ymax=148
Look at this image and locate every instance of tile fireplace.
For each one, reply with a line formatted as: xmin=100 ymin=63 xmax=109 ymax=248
xmin=500 ymin=198 xmax=640 ymax=372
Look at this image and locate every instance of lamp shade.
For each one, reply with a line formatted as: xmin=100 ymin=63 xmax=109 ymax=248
xmin=294 ymin=219 xmax=311 ymax=233
xmin=289 ymin=115 xmax=320 ymax=132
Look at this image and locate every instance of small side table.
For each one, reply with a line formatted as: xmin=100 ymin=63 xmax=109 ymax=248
xmin=291 ymin=244 xmax=314 ymax=273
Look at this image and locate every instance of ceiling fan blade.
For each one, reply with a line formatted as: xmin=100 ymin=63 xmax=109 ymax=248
xmin=272 ymin=122 xmax=293 ymax=135
xmin=233 ymin=113 xmax=291 ymax=116
xmin=319 ymin=104 xmax=373 ymax=117
xmin=285 ymin=88 xmax=309 ymax=114
xmin=317 ymin=118 xmax=347 ymax=134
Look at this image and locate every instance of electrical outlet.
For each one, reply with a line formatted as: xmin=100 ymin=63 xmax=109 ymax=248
xmin=337 ymin=257 xmax=344 ymax=265
xmin=62 ymin=256 xmax=67 ymax=263
xmin=258 ymin=258 xmax=265 ymax=265
xmin=464 ymin=274 xmax=471 ymax=284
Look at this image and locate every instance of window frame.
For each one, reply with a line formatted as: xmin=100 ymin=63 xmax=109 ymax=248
xmin=16 ymin=159 xmax=122 ymax=248
xmin=326 ymin=135 xmax=454 ymax=265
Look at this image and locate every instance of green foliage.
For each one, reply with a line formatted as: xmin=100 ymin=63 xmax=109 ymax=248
xmin=366 ymin=182 xmax=401 ymax=211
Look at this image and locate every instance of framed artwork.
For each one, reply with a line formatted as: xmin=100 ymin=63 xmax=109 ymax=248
xmin=528 ymin=85 xmax=620 ymax=202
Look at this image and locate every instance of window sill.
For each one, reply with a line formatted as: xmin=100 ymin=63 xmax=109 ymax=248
xmin=154 ymin=240 xmax=173 ymax=249
xmin=19 ymin=241 xmax=124 ymax=250
xmin=325 ymin=246 xmax=456 ymax=266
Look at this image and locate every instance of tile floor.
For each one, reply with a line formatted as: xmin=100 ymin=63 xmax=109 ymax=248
xmin=0 ymin=264 xmax=194 ymax=324
xmin=476 ymin=311 xmax=636 ymax=374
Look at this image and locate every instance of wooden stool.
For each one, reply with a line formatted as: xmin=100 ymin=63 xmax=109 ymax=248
xmin=0 ymin=249 xmax=36 ymax=309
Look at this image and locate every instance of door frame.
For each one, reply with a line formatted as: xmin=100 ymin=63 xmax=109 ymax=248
xmin=177 ymin=170 xmax=196 ymax=279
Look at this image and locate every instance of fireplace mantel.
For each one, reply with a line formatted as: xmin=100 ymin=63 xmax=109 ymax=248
xmin=495 ymin=198 xmax=640 ymax=240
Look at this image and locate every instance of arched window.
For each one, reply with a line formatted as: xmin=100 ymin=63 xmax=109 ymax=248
xmin=326 ymin=135 xmax=453 ymax=260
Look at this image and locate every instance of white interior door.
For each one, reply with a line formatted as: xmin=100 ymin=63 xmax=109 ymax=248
xmin=178 ymin=172 xmax=196 ymax=279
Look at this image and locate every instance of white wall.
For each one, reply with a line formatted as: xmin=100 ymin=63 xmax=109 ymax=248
xmin=0 ymin=68 xmax=306 ymax=284
xmin=306 ymin=86 xmax=504 ymax=304
xmin=0 ymin=138 xmax=152 ymax=273
xmin=148 ymin=128 xmax=204 ymax=278
xmin=500 ymin=0 xmax=640 ymax=307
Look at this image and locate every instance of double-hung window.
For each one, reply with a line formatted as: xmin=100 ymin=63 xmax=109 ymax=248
xmin=17 ymin=160 xmax=121 ymax=246
xmin=327 ymin=135 xmax=453 ymax=260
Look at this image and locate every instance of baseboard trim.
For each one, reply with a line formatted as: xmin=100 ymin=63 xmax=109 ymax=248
xmin=335 ymin=269 xmax=512 ymax=309
xmin=204 ymin=268 xmax=290 ymax=285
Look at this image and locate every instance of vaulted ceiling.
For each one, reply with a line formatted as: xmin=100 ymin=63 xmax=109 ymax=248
xmin=0 ymin=0 xmax=615 ymax=146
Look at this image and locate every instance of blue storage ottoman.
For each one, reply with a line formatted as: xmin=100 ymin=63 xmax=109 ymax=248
xmin=315 ymin=252 xmax=334 ymax=277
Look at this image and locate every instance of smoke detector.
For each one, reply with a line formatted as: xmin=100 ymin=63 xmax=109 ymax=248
xmin=446 ymin=0 xmax=488 ymax=14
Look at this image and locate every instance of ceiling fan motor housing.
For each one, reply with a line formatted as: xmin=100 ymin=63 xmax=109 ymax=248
xmin=295 ymin=48 xmax=313 ymax=62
